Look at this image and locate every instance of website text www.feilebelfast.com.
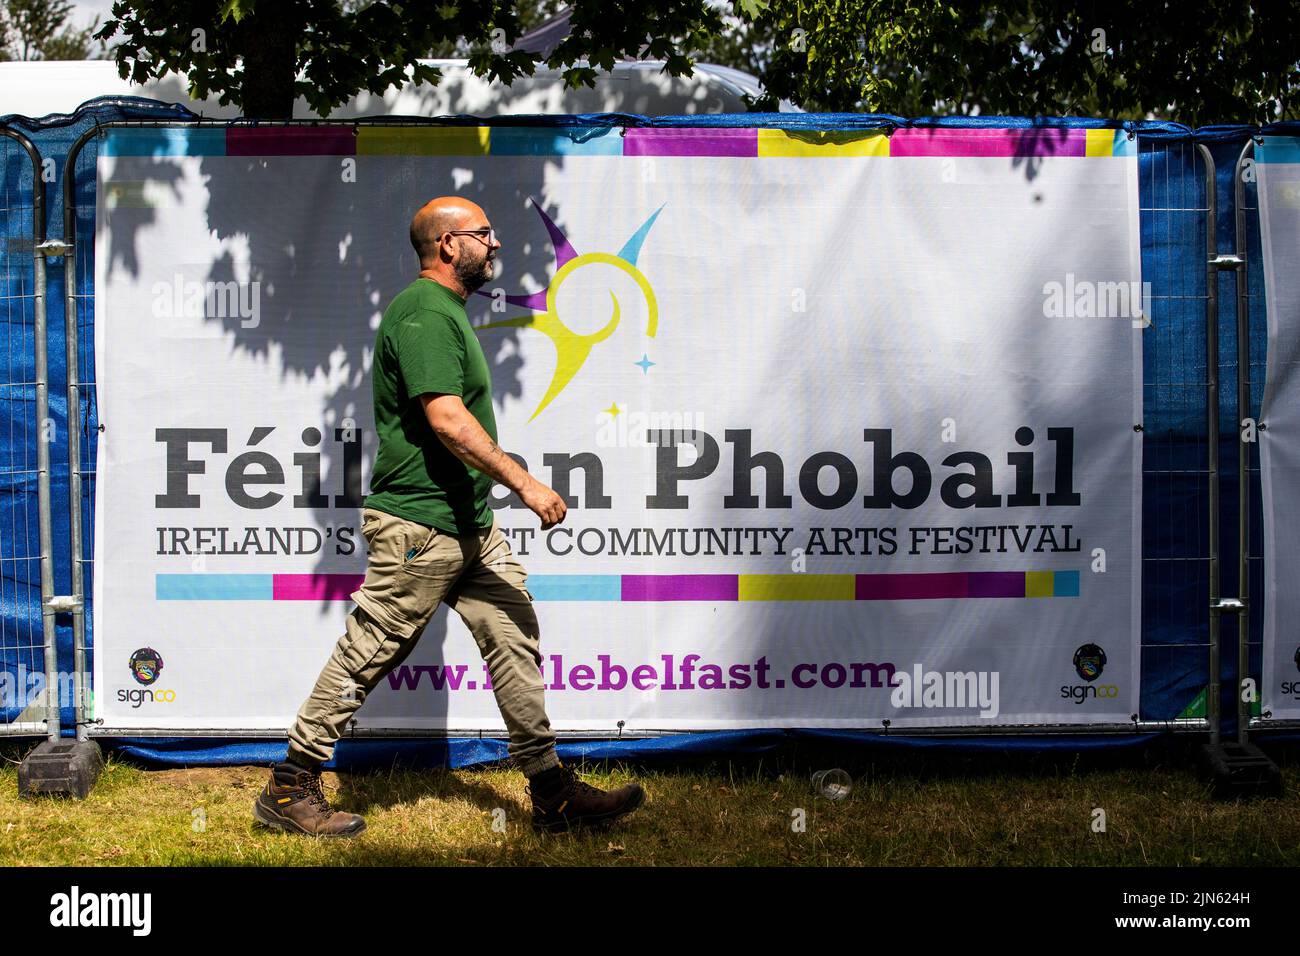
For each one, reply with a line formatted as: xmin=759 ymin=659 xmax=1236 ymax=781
xmin=385 ymin=655 xmax=898 ymax=694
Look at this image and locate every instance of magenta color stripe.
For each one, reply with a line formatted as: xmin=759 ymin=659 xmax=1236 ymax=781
xmin=967 ymin=571 xmax=1027 ymax=598
xmin=856 ymin=572 xmax=968 ymax=600
xmin=623 ymin=128 xmax=758 ymax=157
xmin=855 ymin=571 xmax=1028 ymax=600
xmin=226 ymin=127 xmax=357 ymax=156
xmin=622 ymin=574 xmax=738 ymax=601
xmin=890 ymin=128 xmax=1085 ymax=157
xmin=273 ymin=573 xmax=365 ymax=600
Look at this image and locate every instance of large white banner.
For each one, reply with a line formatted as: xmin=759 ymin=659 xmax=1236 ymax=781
xmin=1259 ymin=136 xmax=1300 ymax=721
xmin=93 ymin=124 xmax=1142 ymax=733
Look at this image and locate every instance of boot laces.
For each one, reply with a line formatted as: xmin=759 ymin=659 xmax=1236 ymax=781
xmin=558 ymin=765 xmax=603 ymax=800
xmin=296 ymin=772 xmax=336 ymax=817
xmin=526 ymin=765 xmax=603 ymax=807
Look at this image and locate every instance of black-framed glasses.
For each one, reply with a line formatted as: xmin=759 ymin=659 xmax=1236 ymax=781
xmin=443 ymin=227 xmax=496 ymax=246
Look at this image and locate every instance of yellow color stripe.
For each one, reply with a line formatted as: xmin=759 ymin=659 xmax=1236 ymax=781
xmin=1084 ymin=129 xmax=1114 ymax=157
xmin=357 ymin=127 xmax=490 ymax=156
xmin=758 ymin=129 xmax=890 ymax=157
xmin=739 ymin=574 xmax=855 ymax=601
xmin=1025 ymin=571 xmax=1054 ymax=598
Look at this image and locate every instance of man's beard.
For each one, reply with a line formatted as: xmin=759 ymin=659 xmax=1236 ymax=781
xmin=455 ymin=248 xmax=495 ymax=294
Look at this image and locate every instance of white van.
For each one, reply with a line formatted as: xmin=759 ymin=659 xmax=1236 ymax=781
xmin=0 ymin=58 xmax=787 ymax=120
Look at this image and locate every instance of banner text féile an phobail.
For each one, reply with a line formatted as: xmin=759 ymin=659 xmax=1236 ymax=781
xmin=151 ymin=424 xmax=1083 ymax=513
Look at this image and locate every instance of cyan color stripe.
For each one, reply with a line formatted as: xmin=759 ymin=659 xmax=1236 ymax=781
xmin=1053 ymin=570 xmax=1081 ymax=597
xmin=1112 ymin=130 xmax=1137 ymax=156
xmin=156 ymin=573 xmax=273 ymax=599
xmin=102 ymin=128 xmax=226 ymax=157
xmin=489 ymin=127 xmax=623 ymax=156
xmin=1258 ymin=136 xmax=1300 ymax=164
xmin=526 ymin=574 xmax=621 ymax=601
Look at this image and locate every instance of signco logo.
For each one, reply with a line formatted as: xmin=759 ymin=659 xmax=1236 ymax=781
xmin=1278 ymin=645 xmax=1300 ymax=700
xmin=117 ymin=647 xmax=178 ymax=709
xmin=475 ymin=198 xmax=662 ymax=421
xmin=1059 ymin=642 xmax=1120 ymax=704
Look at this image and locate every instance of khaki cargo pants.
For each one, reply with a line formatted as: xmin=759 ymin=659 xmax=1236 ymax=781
xmin=285 ymin=506 xmax=560 ymax=777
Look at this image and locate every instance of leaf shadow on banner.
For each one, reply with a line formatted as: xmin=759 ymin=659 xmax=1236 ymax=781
xmin=1009 ymin=126 xmax=1077 ymax=186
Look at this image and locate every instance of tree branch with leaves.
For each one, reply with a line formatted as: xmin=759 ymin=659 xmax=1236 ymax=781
xmin=94 ymin=0 xmax=726 ymax=118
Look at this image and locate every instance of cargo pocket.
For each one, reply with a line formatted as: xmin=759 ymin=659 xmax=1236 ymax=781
xmin=339 ymin=610 xmax=392 ymax=675
xmin=353 ymin=511 xmax=438 ymax=641
xmin=400 ymin=523 xmax=438 ymax=567
xmin=384 ymin=521 xmax=456 ymax=638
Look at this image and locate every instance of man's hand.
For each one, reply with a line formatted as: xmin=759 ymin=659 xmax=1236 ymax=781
xmin=421 ymin=392 xmax=567 ymax=530
xmin=520 ymin=480 xmax=566 ymax=530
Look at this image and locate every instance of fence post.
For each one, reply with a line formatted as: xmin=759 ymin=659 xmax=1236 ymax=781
xmin=1232 ymin=138 xmax=1257 ymax=745
xmin=0 ymin=127 xmax=60 ymax=744
xmin=62 ymin=125 xmax=101 ymax=744
xmin=1197 ymin=143 xmax=1223 ymax=749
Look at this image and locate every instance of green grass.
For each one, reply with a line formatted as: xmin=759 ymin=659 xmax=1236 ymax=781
xmin=2 ymin=739 xmax=1298 ymax=866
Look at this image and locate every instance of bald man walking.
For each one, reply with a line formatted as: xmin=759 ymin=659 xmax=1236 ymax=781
xmin=253 ymin=197 xmax=645 ymax=837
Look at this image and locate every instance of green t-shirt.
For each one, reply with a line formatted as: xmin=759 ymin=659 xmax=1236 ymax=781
xmin=363 ymin=277 xmax=498 ymax=534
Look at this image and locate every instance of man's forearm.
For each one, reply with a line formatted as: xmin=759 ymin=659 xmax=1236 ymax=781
xmin=433 ymin=406 xmax=533 ymax=495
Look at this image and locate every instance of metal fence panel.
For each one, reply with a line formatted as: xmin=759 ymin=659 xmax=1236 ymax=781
xmin=1136 ymin=138 xmax=1214 ymax=731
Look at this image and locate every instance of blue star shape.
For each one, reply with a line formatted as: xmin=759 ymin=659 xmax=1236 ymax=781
xmin=634 ymin=354 xmax=655 ymax=374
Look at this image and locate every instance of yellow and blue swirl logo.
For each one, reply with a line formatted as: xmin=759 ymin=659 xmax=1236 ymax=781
xmin=475 ymin=198 xmax=663 ymax=421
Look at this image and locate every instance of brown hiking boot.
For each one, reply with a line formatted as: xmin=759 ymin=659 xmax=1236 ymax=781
xmin=527 ymin=763 xmax=646 ymax=833
xmin=253 ymin=768 xmax=367 ymax=837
